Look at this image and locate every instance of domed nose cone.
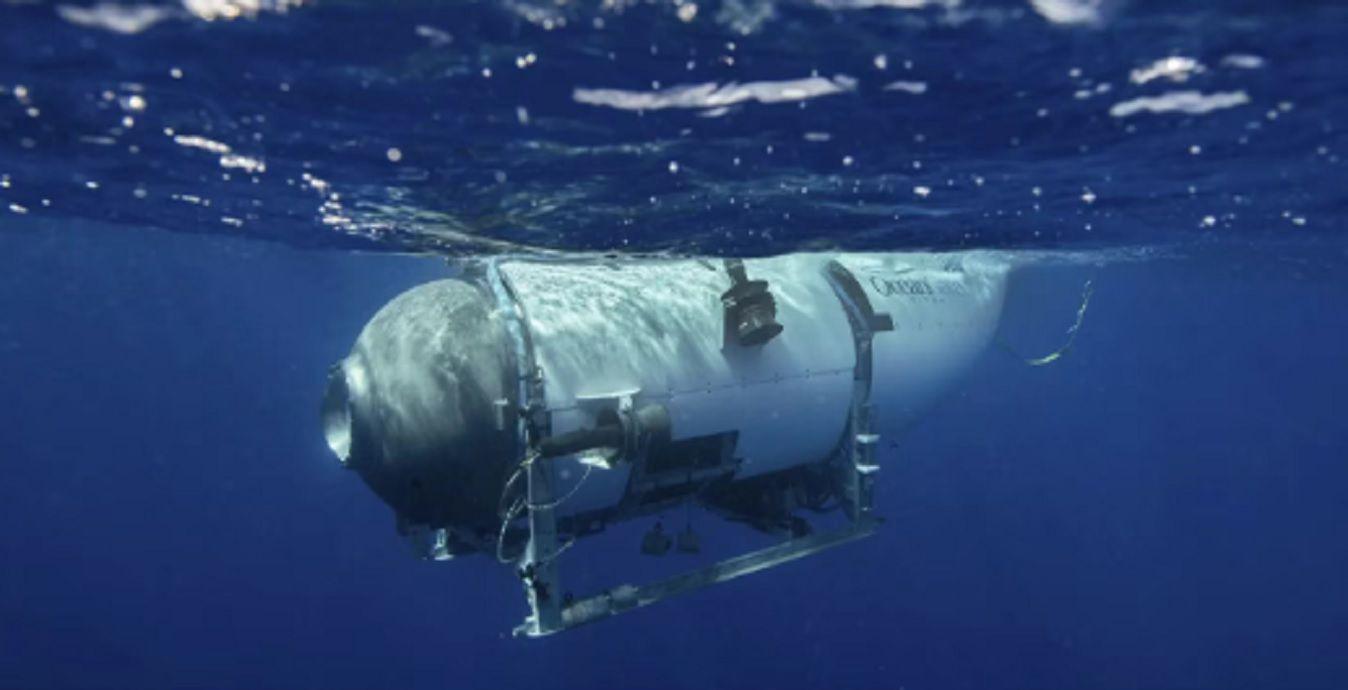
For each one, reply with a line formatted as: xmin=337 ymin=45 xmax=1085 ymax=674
xmin=322 ymin=278 xmax=517 ymax=532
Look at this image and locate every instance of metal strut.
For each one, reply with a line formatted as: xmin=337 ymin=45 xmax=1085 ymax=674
xmin=486 ymin=261 xmax=562 ymax=636
xmin=826 ymin=260 xmax=894 ymax=522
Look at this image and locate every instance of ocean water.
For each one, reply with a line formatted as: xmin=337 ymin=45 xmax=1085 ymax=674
xmin=2 ymin=1 xmax=1346 ymax=689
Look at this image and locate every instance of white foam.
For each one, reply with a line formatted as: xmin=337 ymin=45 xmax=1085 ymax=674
xmin=574 ymin=75 xmax=856 ymax=112
xmin=882 ymin=80 xmax=928 ymax=94
xmin=1028 ymin=0 xmax=1109 ymax=25
xmin=1130 ymin=56 xmax=1204 ymax=85
xmin=1109 ymin=90 xmax=1250 ymax=118
xmin=56 ymin=3 xmax=176 ymax=34
xmin=182 ymin=0 xmax=303 ymax=22
xmin=173 ymin=134 xmax=231 ymax=155
xmin=1221 ymin=54 xmax=1266 ymax=70
xmin=219 ymin=153 xmax=266 ymax=174
xmin=811 ymin=0 xmax=952 ymax=9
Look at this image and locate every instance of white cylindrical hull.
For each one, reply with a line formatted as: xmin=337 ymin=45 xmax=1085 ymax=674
xmin=497 ymin=251 xmax=1009 ymax=517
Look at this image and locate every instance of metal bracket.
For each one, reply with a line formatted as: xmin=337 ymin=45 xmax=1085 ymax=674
xmin=574 ymin=390 xmax=639 ymax=469
xmin=486 ymin=260 xmax=562 ymax=637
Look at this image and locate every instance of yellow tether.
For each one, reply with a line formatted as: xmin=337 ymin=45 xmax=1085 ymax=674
xmin=1000 ymin=279 xmax=1094 ymax=366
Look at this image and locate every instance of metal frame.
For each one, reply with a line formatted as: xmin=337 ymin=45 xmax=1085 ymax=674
xmin=486 ymin=259 xmax=893 ymax=638
xmin=552 ymin=516 xmax=879 ymax=633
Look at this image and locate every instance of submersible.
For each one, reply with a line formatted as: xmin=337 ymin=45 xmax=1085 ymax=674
xmin=322 ymin=251 xmax=1010 ymax=635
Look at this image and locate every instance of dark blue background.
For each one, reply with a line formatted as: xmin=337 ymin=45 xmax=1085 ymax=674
xmin=2 ymin=219 xmax=1345 ymax=689
xmin=3 ymin=0 xmax=1348 ymax=686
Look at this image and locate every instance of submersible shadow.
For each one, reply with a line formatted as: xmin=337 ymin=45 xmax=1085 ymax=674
xmin=322 ymin=251 xmax=1011 ymax=636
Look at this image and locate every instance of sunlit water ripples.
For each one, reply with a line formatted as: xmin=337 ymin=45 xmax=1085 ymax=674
xmin=0 ymin=0 xmax=1344 ymax=258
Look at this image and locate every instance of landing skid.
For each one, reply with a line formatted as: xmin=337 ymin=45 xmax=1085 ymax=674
xmin=515 ymin=517 xmax=879 ymax=637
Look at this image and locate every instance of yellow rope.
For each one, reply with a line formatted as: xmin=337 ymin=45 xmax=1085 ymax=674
xmin=999 ymin=279 xmax=1094 ymax=367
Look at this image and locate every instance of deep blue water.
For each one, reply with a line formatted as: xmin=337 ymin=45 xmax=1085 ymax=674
xmin=2 ymin=1 xmax=1347 ymax=689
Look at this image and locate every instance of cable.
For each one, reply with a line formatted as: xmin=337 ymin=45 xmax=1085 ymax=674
xmin=494 ymin=450 xmax=596 ymax=565
xmin=538 ymin=534 xmax=578 ymax=567
xmin=496 ymin=496 xmax=526 ymax=564
xmin=495 ymin=450 xmax=537 ymax=563
xmin=998 ymin=279 xmax=1094 ymax=367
